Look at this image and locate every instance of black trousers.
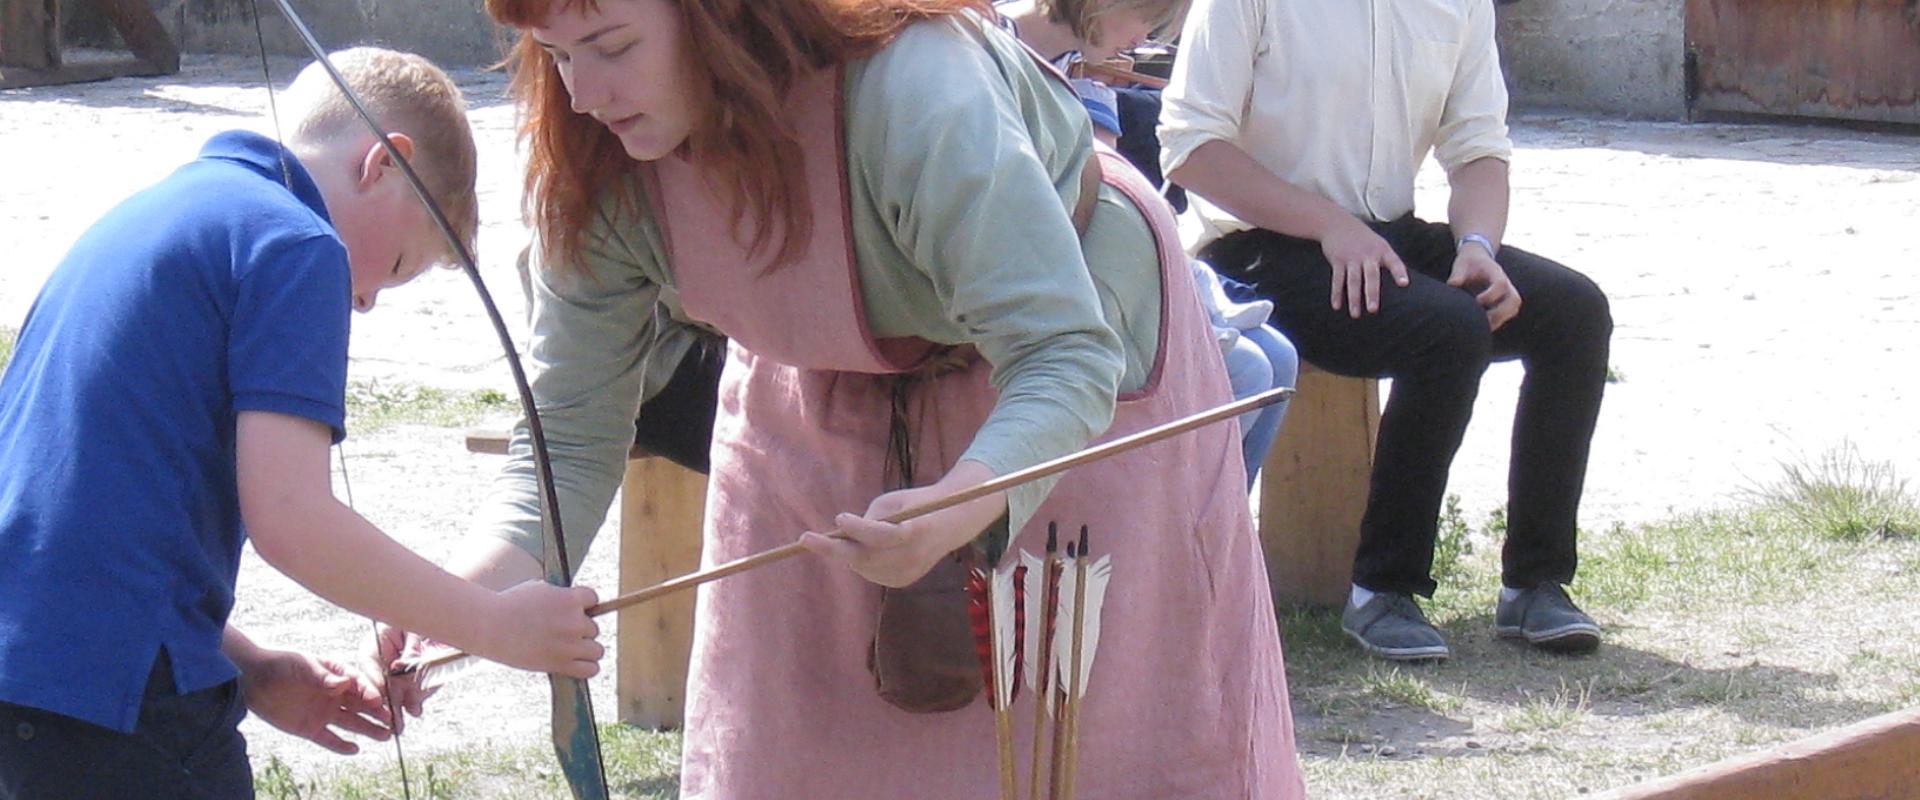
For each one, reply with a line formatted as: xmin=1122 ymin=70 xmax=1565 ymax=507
xmin=1200 ymin=216 xmax=1612 ymax=596
xmin=0 ymin=651 xmax=253 ymax=799
xmin=631 ymin=334 xmax=726 ymax=474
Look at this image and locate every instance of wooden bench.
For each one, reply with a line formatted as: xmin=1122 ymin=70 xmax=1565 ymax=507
xmin=462 ymin=371 xmax=1376 ymax=727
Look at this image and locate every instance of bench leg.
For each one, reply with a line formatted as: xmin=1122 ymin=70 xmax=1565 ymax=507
xmin=615 ymin=457 xmax=706 ymax=729
xmin=1257 ymin=370 xmax=1380 ymax=609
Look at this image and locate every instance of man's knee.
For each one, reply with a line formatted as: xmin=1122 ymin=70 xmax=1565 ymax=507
xmin=1562 ymin=272 xmax=1614 ymax=344
xmin=1412 ymin=290 xmax=1495 ymax=373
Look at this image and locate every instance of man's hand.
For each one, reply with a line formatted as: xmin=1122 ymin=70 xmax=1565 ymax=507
xmin=237 ymin=646 xmax=393 ymax=755
xmin=1320 ymin=218 xmax=1410 ymax=318
xmin=1447 ymin=246 xmax=1521 ymax=330
xmin=802 ymin=460 xmax=1007 ymax=587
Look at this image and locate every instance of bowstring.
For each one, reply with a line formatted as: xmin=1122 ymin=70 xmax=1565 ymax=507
xmin=334 ymin=443 xmax=414 ymax=797
xmin=245 ymin=0 xmax=410 ymax=794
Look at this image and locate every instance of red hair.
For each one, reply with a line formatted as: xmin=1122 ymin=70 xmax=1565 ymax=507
xmin=487 ymin=0 xmax=983 ymax=268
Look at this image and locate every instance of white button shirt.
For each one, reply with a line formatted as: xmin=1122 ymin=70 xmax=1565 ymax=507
xmin=1159 ymin=0 xmax=1513 ymax=249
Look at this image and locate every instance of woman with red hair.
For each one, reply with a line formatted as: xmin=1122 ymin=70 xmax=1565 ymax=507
xmin=432 ymin=0 xmax=1304 ymax=795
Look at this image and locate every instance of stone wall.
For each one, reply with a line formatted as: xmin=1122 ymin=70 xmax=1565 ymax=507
xmin=73 ymin=0 xmax=1690 ymax=118
xmin=1495 ymin=0 xmax=1689 ymax=119
xmin=72 ymin=0 xmax=508 ymax=68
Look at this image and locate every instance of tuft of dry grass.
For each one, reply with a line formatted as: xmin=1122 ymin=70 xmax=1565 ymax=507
xmin=1749 ymin=441 xmax=1920 ymax=541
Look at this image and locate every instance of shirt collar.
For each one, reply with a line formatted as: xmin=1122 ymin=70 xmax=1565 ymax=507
xmin=198 ymin=130 xmax=331 ymax=225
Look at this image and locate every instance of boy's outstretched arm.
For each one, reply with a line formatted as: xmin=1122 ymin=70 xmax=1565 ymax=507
xmin=222 ymin=624 xmax=392 ymax=754
xmin=235 ymin=410 xmax=604 ymax=679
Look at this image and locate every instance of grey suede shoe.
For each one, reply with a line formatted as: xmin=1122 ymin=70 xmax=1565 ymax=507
xmin=1342 ymin=592 xmax=1451 ymax=662
xmin=1495 ymin=583 xmax=1602 ymax=654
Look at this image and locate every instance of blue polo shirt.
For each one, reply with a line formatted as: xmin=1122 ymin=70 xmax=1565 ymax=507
xmin=0 ymin=131 xmax=352 ymax=732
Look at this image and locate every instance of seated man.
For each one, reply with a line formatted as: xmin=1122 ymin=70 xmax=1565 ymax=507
xmin=1160 ymin=0 xmax=1613 ymax=660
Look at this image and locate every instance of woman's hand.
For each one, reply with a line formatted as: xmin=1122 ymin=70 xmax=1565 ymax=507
xmin=801 ymin=460 xmax=1007 ymax=587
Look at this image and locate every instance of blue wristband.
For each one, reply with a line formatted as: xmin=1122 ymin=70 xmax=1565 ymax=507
xmin=1457 ymin=233 xmax=1498 ymax=259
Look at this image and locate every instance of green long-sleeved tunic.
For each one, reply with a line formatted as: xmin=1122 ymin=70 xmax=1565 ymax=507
xmin=480 ymin=13 xmax=1163 ymax=568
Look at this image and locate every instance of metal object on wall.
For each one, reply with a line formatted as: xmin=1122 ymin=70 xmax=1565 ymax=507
xmin=1686 ymin=0 xmax=1920 ymax=125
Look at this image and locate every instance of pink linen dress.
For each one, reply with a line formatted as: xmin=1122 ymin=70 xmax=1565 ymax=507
xmin=650 ymin=64 xmax=1304 ymax=800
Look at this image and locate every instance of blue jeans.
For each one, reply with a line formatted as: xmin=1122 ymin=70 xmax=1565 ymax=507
xmin=1221 ymin=324 xmax=1298 ymax=489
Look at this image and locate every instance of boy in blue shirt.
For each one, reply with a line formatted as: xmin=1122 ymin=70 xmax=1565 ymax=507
xmin=0 ymin=48 xmax=603 ymax=798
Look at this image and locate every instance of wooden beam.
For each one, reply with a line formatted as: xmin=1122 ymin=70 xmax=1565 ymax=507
xmin=94 ymin=0 xmax=176 ymax=74
xmin=614 ymin=456 xmax=705 ymax=729
xmin=1595 ymin=705 xmax=1920 ymax=799
xmin=0 ymin=55 xmax=160 ymax=89
xmin=0 ymin=0 xmax=60 ymax=70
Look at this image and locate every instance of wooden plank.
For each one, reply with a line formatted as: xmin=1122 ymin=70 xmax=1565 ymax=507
xmin=465 ymin=427 xmax=652 ymax=461
xmin=94 ymin=0 xmax=176 ymax=74
xmin=1595 ymin=705 xmax=1920 ymax=799
xmin=1257 ymin=369 xmax=1379 ymax=609
xmin=614 ymin=456 xmax=705 ymax=729
xmin=0 ymin=55 xmax=157 ymax=89
xmin=1687 ymin=0 xmax=1920 ymax=124
xmin=0 ymin=0 xmax=60 ymax=70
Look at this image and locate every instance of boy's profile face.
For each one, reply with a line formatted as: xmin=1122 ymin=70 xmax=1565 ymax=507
xmin=342 ymin=203 xmax=442 ymax=312
xmin=327 ymin=139 xmax=445 ymax=312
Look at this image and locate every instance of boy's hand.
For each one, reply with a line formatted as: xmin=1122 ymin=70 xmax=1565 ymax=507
xmin=362 ymin=624 xmax=439 ymax=733
xmin=478 ymin=582 xmax=604 ymax=679
xmin=237 ymin=646 xmax=393 ymax=755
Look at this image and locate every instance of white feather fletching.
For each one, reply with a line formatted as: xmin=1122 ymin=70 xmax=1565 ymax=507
xmin=991 ymin=561 xmax=1019 ymax=709
xmin=1051 ymin=554 xmax=1111 ymax=699
xmin=393 ymin=647 xmax=488 ymax=694
xmin=1020 ymin=550 xmax=1047 ymax=693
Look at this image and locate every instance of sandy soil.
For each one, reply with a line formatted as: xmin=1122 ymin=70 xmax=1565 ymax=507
xmin=3 ymin=54 xmax=1918 ymax=781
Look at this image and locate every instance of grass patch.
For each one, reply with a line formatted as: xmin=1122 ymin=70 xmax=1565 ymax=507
xmin=1748 ymin=442 xmax=1920 ymax=540
xmin=1576 ymin=508 xmax=1844 ymax=613
xmin=253 ymin=465 xmax=1920 ymax=799
xmin=1280 ymin=471 xmax=1920 ymax=798
xmin=1431 ymin=495 xmax=1477 ymax=585
xmin=1361 ymin=665 xmax=1462 ymax=713
xmin=1501 ymin=680 xmax=1592 ymax=733
xmin=346 ymin=379 xmax=514 ymax=435
xmin=257 ymin=725 xmax=682 ymax=799
xmin=0 ymin=326 xmax=15 ymax=374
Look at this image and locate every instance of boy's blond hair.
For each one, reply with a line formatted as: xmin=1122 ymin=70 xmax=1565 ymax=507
xmin=1043 ymin=0 xmax=1187 ymax=51
xmin=283 ymin=47 xmax=480 ymax=265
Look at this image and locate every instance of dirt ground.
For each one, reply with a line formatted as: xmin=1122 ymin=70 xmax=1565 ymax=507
xmin=4 ymin=55 xmax=1918 ymax=784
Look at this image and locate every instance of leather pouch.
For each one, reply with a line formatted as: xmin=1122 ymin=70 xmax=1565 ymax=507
xmin=867 ymin=548 xmax=982 ymax=713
